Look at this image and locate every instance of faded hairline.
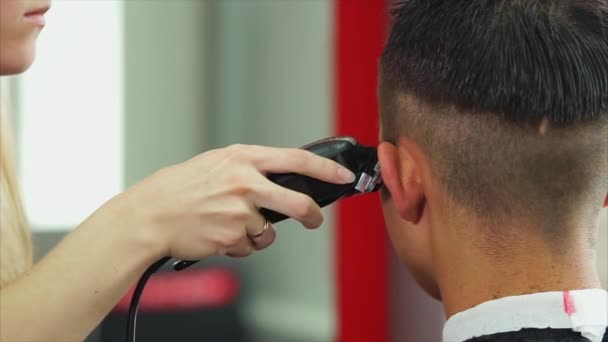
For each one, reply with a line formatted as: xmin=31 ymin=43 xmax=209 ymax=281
xmin=379 ymin=83 xmax=608 ymax=243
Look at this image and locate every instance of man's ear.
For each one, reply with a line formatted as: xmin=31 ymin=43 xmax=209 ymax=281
xmin=378 ymin=140 xmax=425 ymax=223
xmin=604 ymin=194 xmax=607 ymax=208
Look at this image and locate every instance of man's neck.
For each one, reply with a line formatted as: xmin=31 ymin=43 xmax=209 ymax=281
xmin=437 ymin=232 xmax=601 ymax=318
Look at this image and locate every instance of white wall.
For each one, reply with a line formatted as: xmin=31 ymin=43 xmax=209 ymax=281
xmin=13 ymin=1 xmax=124 ymax=232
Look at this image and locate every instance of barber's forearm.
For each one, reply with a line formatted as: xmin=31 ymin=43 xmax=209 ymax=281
xmin=0 ymin=198 xmax=164 ymax=342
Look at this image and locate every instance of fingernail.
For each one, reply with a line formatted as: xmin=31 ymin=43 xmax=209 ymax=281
xmin=338 ymin=168 xmax=356 ymax=183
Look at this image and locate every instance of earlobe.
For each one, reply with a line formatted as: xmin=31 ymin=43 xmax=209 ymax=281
xmin=378 ymin=141 xmax=425 ymax=223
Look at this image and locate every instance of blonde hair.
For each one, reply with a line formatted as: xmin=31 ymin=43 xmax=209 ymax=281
xmin=0 ymin=85 xmax=33 ymax=287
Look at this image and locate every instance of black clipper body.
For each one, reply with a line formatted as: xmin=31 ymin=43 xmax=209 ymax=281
xmin=260 ymin=136 xmax=381 ymax=222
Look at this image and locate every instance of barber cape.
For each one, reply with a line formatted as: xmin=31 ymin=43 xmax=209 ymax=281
xmin=443 ymin=289 xmax=608 ymax=342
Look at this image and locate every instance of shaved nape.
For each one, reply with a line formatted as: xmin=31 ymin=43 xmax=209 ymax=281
xmin=381 ymin=92 xmax=608 ymax=242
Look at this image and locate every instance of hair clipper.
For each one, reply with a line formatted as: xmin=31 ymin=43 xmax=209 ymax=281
xmin=173 ymin=136 xmax=382 ymax=271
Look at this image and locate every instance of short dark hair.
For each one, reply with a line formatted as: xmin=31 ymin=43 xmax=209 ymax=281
xmin=380 ymin=0 xmax=608 ymax=239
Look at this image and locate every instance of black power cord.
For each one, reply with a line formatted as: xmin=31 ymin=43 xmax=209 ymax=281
xmin=127 ymin=256 xmax=171 ymax=342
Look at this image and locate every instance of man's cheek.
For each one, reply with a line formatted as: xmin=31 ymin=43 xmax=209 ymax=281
xmin=382 ymin=205 xmax=440 ymax=299
xmin=381 ymin=200 xmax=399 ymax=237
xmin=382 ymin=200 xmax=413 ymax=260
xmin=381 ymin=199 xmax=417 ymax=241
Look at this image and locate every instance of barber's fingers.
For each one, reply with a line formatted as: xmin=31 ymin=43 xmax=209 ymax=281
xmin=250 ymin=223 xmax=276 ymax=251
xmin=225 ymin=208 xmax=258 ymax=258
xmin=226 ymin=207 xmax=276 ymax=256
xmin=225 ymin=236 xmax=254 ymax=258
xmin=244 ymin=205 xmax=277 ymax=250
xmin=224 ymin=227 xmax=276 ymax=256
xmin=247 ymin=173 xmax=324 ymax=229
xmin=244 ymin=207 xmax=268 ymax=237
xmin=229 ymin=145 xmax=356 ymax=184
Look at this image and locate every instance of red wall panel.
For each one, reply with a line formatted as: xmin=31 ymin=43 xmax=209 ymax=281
xmin=334 ymin=1 xmax=389 ymax=341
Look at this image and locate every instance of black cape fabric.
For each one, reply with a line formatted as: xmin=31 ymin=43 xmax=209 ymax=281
xmin=463 ymin=328 xmax=607 ymax=342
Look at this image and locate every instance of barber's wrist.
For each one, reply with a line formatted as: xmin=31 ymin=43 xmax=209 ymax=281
xmin=93 ymin=191 xmax=169 ymax=265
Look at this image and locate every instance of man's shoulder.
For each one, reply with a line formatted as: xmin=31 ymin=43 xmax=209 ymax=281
xmin=463 ymin=328 xmax=608 ymax=342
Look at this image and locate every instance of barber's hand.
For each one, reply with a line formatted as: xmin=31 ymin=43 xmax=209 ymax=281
xmin=108 ymin=144 xmax=355 ymax=260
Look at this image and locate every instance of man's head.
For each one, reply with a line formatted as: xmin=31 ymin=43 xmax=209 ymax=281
xmin=378 ymin=0 xmax=608 ymax=300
